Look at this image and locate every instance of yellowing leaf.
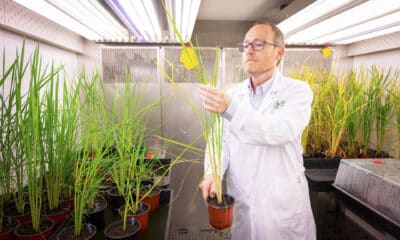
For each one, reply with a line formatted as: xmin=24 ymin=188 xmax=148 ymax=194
xmin=180 ymin=47 xmax=199 ymax=70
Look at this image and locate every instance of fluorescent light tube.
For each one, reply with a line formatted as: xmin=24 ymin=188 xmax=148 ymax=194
xmin=286 ymin=0 xmax=400 ymax=43
xmin=336 ymin=25 xmax=400 ymax=44
xmin=278 ymin=0 xmax=354 ymax=35
xmin=309 ymin=11 xmax=400 ymax=44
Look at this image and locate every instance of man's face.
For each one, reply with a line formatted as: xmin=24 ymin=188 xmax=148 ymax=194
xmin=241 ymin=24 xmax=284 ymax=76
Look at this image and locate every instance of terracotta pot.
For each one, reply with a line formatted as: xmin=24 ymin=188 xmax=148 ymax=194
xmin=207 ymin=194 xmax=235 ymax=230
xmin=14 ymin=218 xmax=55 ymax=240
xmin=0 ymin=218 xmax=19 ymax=240
xmin=56 ymin=223 xmax=96 ymax=240
xmin=42 ymin=201 xmax=71 ymax=226
xmin=104 ymin=219 xmax=140 ymax=240
xmin=139 ymin=186 xmax=161 ymax=214
xmin=118 ymin=202 xmax=150 ymax=234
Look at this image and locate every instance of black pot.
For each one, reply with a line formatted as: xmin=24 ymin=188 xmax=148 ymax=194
xmin=86 ymin=197 xmax=107 ymax=230
xmin=104 ymin=219 xmax=140 ymax=240
xmin=106 ymin=186 xmax=125 ymax=213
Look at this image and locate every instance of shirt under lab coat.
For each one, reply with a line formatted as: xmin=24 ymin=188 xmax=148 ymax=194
xmin=204 ymin=70 xmax=316 ymax=240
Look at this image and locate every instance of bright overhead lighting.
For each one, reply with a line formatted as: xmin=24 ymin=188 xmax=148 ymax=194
xmin=335 ymin=25 xmax=400 ymax=45
xmin=278 ymin=0 xmax=354 ymax=35
xmin=285 ymin=0 xmax=400 ymax=44
xmin=13 ymin=0 xmax=129 ymax=41
xmin=13 ymin=0 xmax=101 ymax=40
xmin=165 ymin=0 xmax=201 ymax=42
xmin=309 ymin=11 xmax=400 ymax=44
xmin=105 ymin=0 xmax=162 ymax=42
xmin=46 ymin=0 xmax=129 ymax=41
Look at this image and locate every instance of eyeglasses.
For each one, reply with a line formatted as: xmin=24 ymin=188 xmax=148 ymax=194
xmin=238 ymin=40 xmax=279 ymax=52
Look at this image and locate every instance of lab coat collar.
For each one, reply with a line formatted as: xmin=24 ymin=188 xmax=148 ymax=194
xmin=239 ymin=69 xmax=283 ymax=97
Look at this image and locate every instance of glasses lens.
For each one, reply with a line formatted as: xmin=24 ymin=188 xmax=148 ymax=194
xmin=238 ymin=43 xmax=246 ymax=52
xmin=253 ymin=41 xmax=265 ymax=51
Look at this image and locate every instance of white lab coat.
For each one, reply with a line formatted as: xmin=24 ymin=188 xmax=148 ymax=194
xmin=205 ymin=71 xmax=316 ymax=240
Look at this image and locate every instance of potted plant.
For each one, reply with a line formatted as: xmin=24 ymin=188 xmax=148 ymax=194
xmin=56 ymin=70 xmax=109 ymax=240
xmin=389 ymin=71 xmax=400 ymax=159
xmin=370 ymin=66 xmax=393 ymax=157
xmin=159 ymin=3 xmax=234 ymax=230
xmin=1 ymin=45 xmax=24 ymax=238
xmin=41 ymin=70 xmax=81 ymax=225
xmin=14 ymin=46 xmax=57 ymax=239
xmin=1 ymin=43 xmax=31 ymax=224
xmin=106 ymin=69 xmax=160 ymax=237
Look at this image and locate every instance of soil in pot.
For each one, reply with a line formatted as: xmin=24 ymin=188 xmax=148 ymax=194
xmin=118 ymin=202 xmax=149 ymax=234
xmin=14 ymin=217 xmax=55 ymax=240
xmin=104 ymin=219 xmax=140 ymax=240
xmin=0 ymin=218 xmax=19 ymax=240
xmin=207 ymin=194 xmax=235 ymax=230
xmin=86 ymin=197 xmax=107 ymax=230
xmin=56 ymin=223 xmax=96 ymax=240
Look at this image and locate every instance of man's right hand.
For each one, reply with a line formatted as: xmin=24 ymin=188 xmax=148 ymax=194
xmin=200 ymin=174 xmax=216 ymax=201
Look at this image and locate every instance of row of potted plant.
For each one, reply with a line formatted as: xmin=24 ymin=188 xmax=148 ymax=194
xmin=291 ymin=65 xmax=400 ymax=159
xmin=0 ymin=43 xmax=172 ymax=239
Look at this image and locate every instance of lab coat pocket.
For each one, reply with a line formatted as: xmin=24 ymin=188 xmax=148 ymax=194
xmin=270 ymin=179 xmax=306 ymax=223
xmin=270 ymin=179 xmax=314 ymax=239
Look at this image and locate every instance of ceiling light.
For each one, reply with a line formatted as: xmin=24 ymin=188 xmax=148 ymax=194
xmin=278 ymin=0 xmax=355 ymax=35
xmin=105 ymin=0 xmax=162 ymax=42
xmin=285 ymin=0 xmax=400 ymax=44
xmin=13 ymin=0 xmax=129 ymax=41
xmin=46 ymin=0 xmax=128 ymax=41
xmin=336 ymin=25 xmax=400 ymax=44
xmin=13 ymin=0 xmax=101 ymax=40
xmin=309 ymin=11 xmax=400 ymax=44
xmin=165 ymin=0 xmax=201 ymax=42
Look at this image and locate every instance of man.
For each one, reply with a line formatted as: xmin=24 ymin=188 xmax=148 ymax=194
xmin=199 ymin=22 xmax=316 ymax=240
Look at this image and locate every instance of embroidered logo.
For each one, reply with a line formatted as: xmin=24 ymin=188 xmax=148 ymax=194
xmin=274 ymin=100 xmax=286 ymax=109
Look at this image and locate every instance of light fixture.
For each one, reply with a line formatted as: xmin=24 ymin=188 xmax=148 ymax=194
xmin=13 ymin=0 xmax=101 ymax=40
xmin=165 ymin=0 xmax=201 ymax=42
xmin=336 ymin=25 xmax=400 ymax=45
xmin=277 ymin=0 xmax=355 ymax=36
xmin=105 ymin=0 xmax=162 ymax=42
xmin=282 ymin=0 xmax=400 ymax=45
xmin=308 ymin=11 xmax=400 ymax=44
xmin=13 ymin=0 xmax=129 ymax=41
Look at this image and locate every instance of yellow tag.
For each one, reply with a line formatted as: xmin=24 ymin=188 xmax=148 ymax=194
xmin=180 ymin=47 xmax=199 ymax=70
xmin=321 ymin=46 xmax=332 ymax=58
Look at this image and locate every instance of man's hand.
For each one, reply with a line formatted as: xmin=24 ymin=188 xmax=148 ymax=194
xmin=200 ymin=174 xmax=216 ymax=201
xmin=199 ymin=85 xmax=231 ymax=114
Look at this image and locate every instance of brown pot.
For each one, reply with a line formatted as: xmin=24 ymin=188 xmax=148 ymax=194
xmin=0 ymin=218 xmax=19 ymax=240
xmin=207 ymin=194 xmax=235 ymax=230
xmin=42 ymin=201 xmax=71 ymax=226
xmin=139 ymin=186 xmax=161 ymax=214
xmin=118 ymin=202 xmax=150 ymax=234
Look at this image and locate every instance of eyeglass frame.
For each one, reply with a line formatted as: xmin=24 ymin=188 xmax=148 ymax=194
xmin=238 ymin=40 xmax=281 ymax=52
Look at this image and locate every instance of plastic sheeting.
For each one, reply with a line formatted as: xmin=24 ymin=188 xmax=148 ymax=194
xmin=333 ymin=158 xmax=400 ymax=226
